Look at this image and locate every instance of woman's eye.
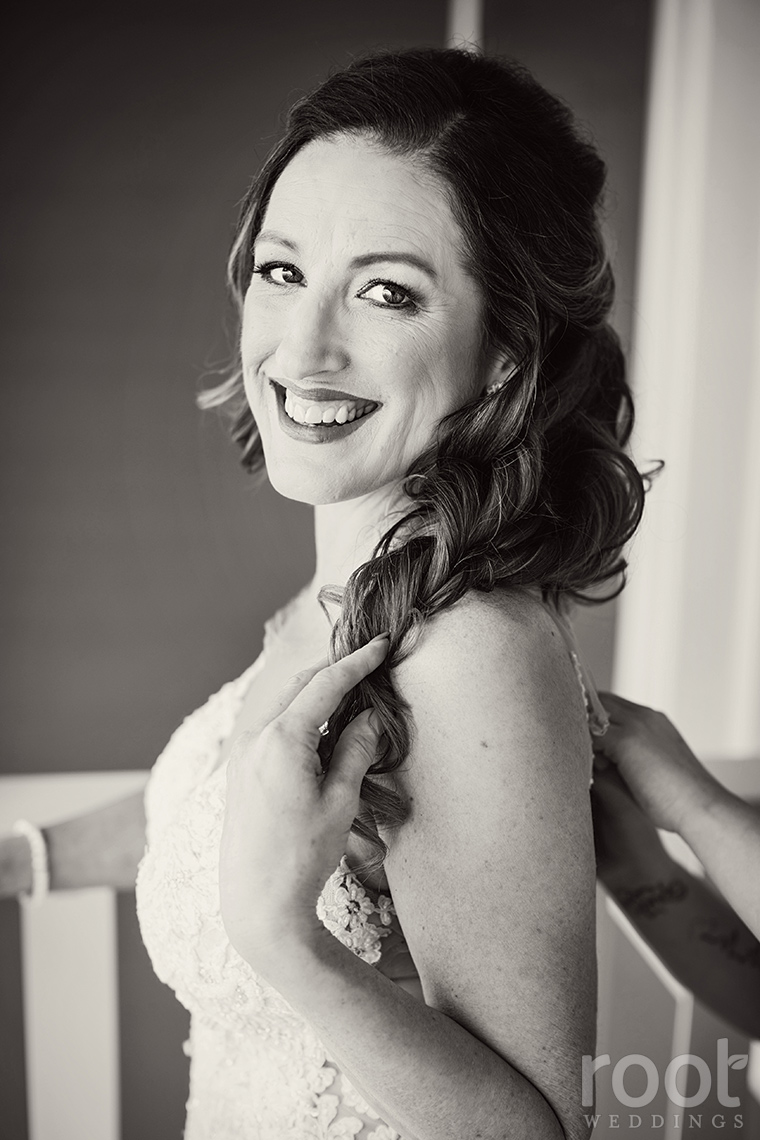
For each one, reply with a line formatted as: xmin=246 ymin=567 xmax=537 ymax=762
xmin=252 ymin=262 xmax=304 ymax=286
xmin=359 ymin=281 xmax=417 ymax=310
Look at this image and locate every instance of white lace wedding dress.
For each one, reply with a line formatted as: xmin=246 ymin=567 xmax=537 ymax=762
xmin=135 ymin=597 xmax=605 ymax=1139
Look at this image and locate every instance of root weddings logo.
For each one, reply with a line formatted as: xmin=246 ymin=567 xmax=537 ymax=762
xmin=581 ymin=1039 xmax=747 ymax=1131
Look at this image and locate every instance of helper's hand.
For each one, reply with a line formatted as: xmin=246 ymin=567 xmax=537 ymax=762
xmin=592 ymin=693 xmax=722 ymax=836
xmin=590 ymin=760 xmax=669 ymax=891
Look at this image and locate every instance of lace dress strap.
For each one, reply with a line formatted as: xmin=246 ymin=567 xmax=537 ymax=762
xmin=539 ymin=597 xmax=610 ymax=739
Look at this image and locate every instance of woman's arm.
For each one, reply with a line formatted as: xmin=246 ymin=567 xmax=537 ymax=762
xmin=0 ymin=792 xmax=146 ymax=897
xmin=592 ymin=762 xmax=760 ymax=1038
xmin=224 ymin=594 xmax=596 ymax=1140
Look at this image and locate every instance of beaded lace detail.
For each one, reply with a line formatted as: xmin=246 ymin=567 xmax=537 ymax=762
xmin=569 ymin=650 xmax=610 ymax=738
xmin=317 ymin=857 xmax=395 ymax=965
xmin=540 ymin=596 xmax=610 ymax=782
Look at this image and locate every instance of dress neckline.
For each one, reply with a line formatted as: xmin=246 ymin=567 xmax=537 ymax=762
xmin=261 ymin=581 xmax=317 ymax=648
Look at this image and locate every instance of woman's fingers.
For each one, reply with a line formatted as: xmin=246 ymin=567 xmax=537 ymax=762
xmin=597 ymin=690 xmax=659 ymax=727
xmin=591 ymin=720 xmax=622 ymax=761
xmin=593 ymin=761 xmax=635 ymax=802
xmin=255 ymin=657 xmax=330 ymax=733
xmin=325 ymin=708 xmax=385 ymax=799
xmin=281 ymin=635 xmax=390 ymax=738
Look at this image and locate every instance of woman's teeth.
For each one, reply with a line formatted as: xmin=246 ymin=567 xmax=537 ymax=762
xmin=283 ymin=389 xmax=377 ymax=426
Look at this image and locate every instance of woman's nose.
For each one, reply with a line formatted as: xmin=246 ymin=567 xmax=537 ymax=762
xmin=271 ymin=290 xmax=348 ymax=380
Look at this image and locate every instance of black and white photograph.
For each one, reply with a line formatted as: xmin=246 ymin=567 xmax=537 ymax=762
xmin=1 ymin=2 xmax=758 ymax=1138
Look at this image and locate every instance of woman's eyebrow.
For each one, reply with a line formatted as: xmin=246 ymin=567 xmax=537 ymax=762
xmin=255 ymin=232 xmax=438 ymax=281
xmin=350 ymin=252 xmax=438 ymax=280
xmin=255 ymin=229 xmax=299 ymax=251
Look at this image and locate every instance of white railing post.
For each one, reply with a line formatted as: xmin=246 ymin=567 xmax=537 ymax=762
xmin=1 ymin=772 xmax=147 ymax=1140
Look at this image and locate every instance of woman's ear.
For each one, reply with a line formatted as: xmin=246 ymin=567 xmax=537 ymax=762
xmin=482 ymin=357 xmax=518 ymax=397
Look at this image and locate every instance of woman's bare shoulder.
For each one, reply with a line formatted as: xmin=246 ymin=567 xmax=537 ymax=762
xmin=387 ymin=587 xmax=593 ymax=821
xmin=394 ymin=587 xmax=584 ymax=731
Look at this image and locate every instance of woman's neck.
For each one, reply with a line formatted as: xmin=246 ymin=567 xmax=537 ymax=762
xmin=311 ymin=483 xmax=407 ymax=593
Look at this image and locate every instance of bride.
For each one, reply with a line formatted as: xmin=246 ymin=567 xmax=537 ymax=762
xmin=2 ymin=48 xmax=644 ymax=1139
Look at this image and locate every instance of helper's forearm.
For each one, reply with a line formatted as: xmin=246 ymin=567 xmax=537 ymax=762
xmin=680 ymin=787 xmax=760 ymax=938
xmin=259 ymin=930 xmax=572 ymax=1140
xmin=1 ymin=792 xmax=147 ymax=896
xmin=47 ymin=791 xmax=147 ymax=890
xmin=604 ymin=849 xmax=760 ymax=1039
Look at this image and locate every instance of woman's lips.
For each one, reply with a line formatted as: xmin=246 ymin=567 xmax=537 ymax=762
xmin=272 ymin=378 xmax=380 ymax=440
xmin=273 ymin=378 xmax=371 ymax=403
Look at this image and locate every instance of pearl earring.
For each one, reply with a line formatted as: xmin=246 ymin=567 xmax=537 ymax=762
xmin=484 ymin=364 xmax=517 ymax=397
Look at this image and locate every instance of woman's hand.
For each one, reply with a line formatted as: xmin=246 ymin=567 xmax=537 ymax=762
xmin=219 ymin=633 xmax=389 ymax=973
xmin=592 ymin=692 xmax=724 ymax=835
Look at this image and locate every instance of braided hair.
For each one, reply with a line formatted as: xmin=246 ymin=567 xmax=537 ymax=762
xmin=201 ymin=48 xmax=646 ymax=871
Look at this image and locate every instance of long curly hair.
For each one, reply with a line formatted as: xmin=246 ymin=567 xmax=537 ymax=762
xmin=201 ymin=48 xmax=646 ymax=871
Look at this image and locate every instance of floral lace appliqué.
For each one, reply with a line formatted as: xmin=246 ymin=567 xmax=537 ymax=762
xmin=317 ymin=857 xmax=396 ymax=965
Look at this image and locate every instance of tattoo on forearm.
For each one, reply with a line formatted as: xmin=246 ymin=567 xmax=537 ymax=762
xmin=695 ymin=921 xmax=760 ymax=970
xmin=618 ymin=879 xmax=688 ymax=919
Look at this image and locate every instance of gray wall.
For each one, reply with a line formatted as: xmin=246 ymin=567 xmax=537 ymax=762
xmin=0 ymin=3 xmax=653 ymax=1137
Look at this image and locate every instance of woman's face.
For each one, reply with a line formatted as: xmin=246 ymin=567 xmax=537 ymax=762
xmin=241 ymin=134 xmax=497 ymax=505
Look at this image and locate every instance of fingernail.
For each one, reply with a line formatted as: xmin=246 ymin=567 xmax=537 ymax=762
xmin=370 ymin=631 xmax=390 ymax=643
xmin=368 ymin=709 xmax=383 ymax=733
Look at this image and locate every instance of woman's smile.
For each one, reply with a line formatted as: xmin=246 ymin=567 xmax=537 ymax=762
xmin=270 ymin=377 xmax=381 ymax=442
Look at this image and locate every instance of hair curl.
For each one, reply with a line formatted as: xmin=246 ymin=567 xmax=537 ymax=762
xmin=201 ymin=48 xmax=647 ymax=872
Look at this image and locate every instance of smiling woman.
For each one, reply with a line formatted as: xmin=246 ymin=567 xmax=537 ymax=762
xmin=2 ymin=45 xmax=645 ymax=1140
xmin=157 ymin=47 xmax=644 ymax=1140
